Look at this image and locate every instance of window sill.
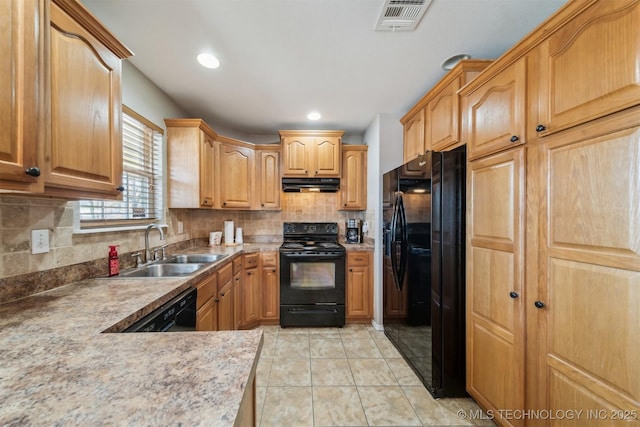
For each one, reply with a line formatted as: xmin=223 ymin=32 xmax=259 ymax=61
xmin=73 ymin=223 xmax=169 ymax=235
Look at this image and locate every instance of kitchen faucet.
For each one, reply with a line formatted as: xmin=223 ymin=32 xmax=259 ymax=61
xmin=145 ymin=224 xmax=165 ymax=263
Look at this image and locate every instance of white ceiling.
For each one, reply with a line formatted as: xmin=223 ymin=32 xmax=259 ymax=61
xmin=82 ymin=0 xmax=566 ymax=139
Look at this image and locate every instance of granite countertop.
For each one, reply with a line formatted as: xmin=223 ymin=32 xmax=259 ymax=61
xmin=0 ymin=244 xmax=266 ymax=426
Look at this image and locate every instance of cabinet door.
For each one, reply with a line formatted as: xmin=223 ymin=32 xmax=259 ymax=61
xmin=282 ymin=136 xmax=312 ymax=176
xmin=346 ymin=252 xmax=371 ymax=320
xmin=537 ymin=0 xmax=640 ymax=136
xmin=47 ymin=2 xmax=123 ymax=198
xmin=196 ymin=297 xmax=217 ymax=331
xmin=313 ymin=137 xmax=341 ymax=177
xmin=403 ymin=109 xmax=425 ymax=163
xmin=242 ymin=268 xmax=260 ymax=328
xmin=467 ymin=148 xmax=525 ymax=426
xmin=257 ymin=150 xmax=280 ymax=209
xmin=428 ymin=77 xmax=460 ymax=152
xmin=0 ymin=0 xmax=43 ymax=192
xmin=339 ymin=148 xmax=367 ymax=210
xmin=535 ymin=111 xmax=640 ymax=421
xmin=199 ymin=133 xmax=215 ymax=207
xmin=260 ymin=253 xmax=280 ymax=321
xmin=219 ymin=143 xmax=253 ymax=208
xmin=217 ymin=281 xmax=234 ymax=331
xmin=464 ymin=59 xmax=526 ymax=161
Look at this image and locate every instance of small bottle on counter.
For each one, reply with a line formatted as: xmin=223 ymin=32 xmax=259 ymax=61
xmin=108 ymin=245 xmax=120 ymax=276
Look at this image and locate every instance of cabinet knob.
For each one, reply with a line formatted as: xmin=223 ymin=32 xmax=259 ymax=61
xmin=349 ymin=268 xmax=353 ymax=272
xmin=304 ymin=170 xmax=308 ymax=174
xmin=535 ymin=124 xmax=547 ymax=132
xmin=344 ymin=203 xmax=347 ymax=207
xmin=25 ymin=167 xmax=41 ymax=177
xmin=221 ymin=292 xmax=226 ymax=297
xmin=223 ymin=202 xmax=227 ymax=206
xmin=510 ymin=135 xmax=520 ymax=143
xmin=215 ymin=298 xmax=219 ymax=303
xmin=534 ymin=301 xmax=545 ymax=309
xmin=261 ymin=203 xmax=265 ymax=207
xmin=116 ymin=185 xmax=125 ymax=192
xmin=202 ymin=200 xmax=209 ymax=206
xmin=272 ymin=269 xmax=276 ymax=273
xmin=509 ymin=292 xmax=519 ymax=299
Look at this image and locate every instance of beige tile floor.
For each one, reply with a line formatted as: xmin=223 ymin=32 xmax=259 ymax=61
xmin=254 ymin=324 xmax=496 ymax=427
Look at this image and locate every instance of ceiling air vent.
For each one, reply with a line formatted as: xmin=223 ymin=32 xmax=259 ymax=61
xmin=375 ymin=0 xmax=433 ymax=32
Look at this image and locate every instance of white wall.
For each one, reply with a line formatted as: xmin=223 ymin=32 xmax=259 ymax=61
xmin=364 ymin=113 xmax=402 ymax=329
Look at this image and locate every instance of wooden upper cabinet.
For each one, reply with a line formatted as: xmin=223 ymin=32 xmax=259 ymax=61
xmin=45 ymin=0 xmax=132 ymax=199
xmin=401 ymin=109 xmax=425 ymax=163
xmin=461 ymin=58 xmax=527 ymax=161
xmin=255 ymin=147 xmax=281 ymax=210
xmin=427 ymin=61 xmax=490 ymax=152
xmin=280 ymin=130 xmax=343 ymax=177
xmin=0 ymin=0 xmax=44 ymax=193
xmin=165 ymin=119 xmax=217 ymax=209
xmin=537 ymin=0 xmax=640 ymax=137
xmin=403 ymin=60 xmax=491 ymax=157
xmin=314 ymin=137 xmax=341 ymax=177
xmin=218 ymin=137 xmax=254 ymax=209
xmin=339 ymin=146 xmax=367 ymax=211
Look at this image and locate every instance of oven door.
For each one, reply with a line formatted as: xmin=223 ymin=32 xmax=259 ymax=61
xmin=280 ymin=251 xmax=346 ymax=305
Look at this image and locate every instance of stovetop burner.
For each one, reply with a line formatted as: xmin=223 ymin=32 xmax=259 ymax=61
xmin=280 ymin=222 xmax=345 ymax=253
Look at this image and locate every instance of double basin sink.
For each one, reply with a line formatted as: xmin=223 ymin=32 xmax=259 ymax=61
xmin=120 ymin=254 xmax=228 ymax=278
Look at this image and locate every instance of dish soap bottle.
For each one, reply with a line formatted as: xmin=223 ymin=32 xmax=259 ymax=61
xmin=108 ymin=245 xmax=120 ymax=277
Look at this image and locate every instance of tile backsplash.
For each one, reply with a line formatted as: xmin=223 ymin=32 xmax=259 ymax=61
xmin=0 ymin=192 xmax=367 ymax=280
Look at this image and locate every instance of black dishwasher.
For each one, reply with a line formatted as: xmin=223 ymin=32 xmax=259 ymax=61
xmin=124 ymin=288 xmax=197 ymax=332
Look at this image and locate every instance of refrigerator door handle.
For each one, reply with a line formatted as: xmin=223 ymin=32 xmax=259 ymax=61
xmin=390 ymin=193 xmax=402 ymax=291
xmin=397 ymin=194 xmax=408 ymax=290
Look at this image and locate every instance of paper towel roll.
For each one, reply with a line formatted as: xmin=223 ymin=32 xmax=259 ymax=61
xmin=224 ymin=220 xmax=235 ymax=245
xmin=235 ymin=227 xmax=243 ymax=244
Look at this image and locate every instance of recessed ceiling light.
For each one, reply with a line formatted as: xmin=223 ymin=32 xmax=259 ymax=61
xmin=441 ymin=53 xmax=470 ymax=70
xmin=307 ymin=112 xmax=321 ymax=121
xmin=197 ymin=53 xmax=220 ymax=69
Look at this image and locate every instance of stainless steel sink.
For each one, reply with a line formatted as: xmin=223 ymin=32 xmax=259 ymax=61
xmin=120 ymin=263 xmax=207 ymax=278
xmin=162 ymin=254 xmax=228 ymax=264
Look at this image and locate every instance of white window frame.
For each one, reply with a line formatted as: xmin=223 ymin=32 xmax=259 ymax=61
xmin=74 ymin=106 xmax=165 ymax=234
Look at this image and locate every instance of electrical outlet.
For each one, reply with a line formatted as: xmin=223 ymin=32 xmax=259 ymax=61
xmin=177 ymin=221 xmax=184 ymax=234
xmin=31 ymin=229 xmax=49 ymax=254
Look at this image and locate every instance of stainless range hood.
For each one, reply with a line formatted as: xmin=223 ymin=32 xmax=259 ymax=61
xmin=282 ymin=177 xmax=340 ymax=192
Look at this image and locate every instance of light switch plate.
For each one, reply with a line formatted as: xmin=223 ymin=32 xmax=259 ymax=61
xmin=31 ymin=229 xmax=49 ymax=254
xmin=177 ymin=221 xmax=184 ymax=234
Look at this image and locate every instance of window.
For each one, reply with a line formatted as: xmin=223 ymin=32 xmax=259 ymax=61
xmin=78 ymin=106 xmax=163 ymax=229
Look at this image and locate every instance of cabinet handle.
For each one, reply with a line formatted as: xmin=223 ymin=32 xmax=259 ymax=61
xmin=344 ymin=203 xmax=347 ymax=207
xmin=25 ymin=167 xmax=41 ymax=177
xmin=215 ymin=298 xmax=219 ymax=303
xmin=223 ymin=202 xmax=227 ymax=206
xmin=221 ymin=292 xmax=226 ymax=297
xmin=349 ymin=268 xmax=353 ymax=272
xmin=535 ymin=124 xmax=546 ymax=132
xmin=509 ymin=292 xmax=519 ymax=299
xmin=202 ymin=200 xmax=209 ymax=206
xmin=115 ymin=185 xmax=125 ymax=192
xmin=510 ymin=135 xmax=520 ymax=143
xmin=261 ymin=203 xmax=265 ymax=207
xmin=534 ymin=301 xmax=545 ymax=309
xmin=271 ymin=269 xmax=276 ymax=273
xmin=355 ymin=258 xmax=364 ymax=261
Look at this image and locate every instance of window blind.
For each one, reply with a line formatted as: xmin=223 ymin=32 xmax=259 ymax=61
xmin=79 ymin=107 xmax=163 ymax=228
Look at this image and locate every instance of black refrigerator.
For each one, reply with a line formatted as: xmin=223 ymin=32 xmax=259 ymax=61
xmin=383 ymin=146 xmax=467 ymax=398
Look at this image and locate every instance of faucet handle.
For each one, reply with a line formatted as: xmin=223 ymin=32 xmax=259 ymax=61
xmin=131 ymin=252 xmax=143 ymax=268
xmin=159 ymin=244 xmax=169 ymax=260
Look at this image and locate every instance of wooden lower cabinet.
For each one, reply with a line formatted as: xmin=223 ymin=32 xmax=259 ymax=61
xmin=260 ymin=252 xmax=279 ymax=323
xmin=195 ymin=273 xmax=218 ymax=331
xmin=217 ymin=262 xmax=234 ymax=331
xmin=467 ymin=147 xmax=526 ymax=426
xmin=346 ymin=251 xmax=372 ymax=322
xmin=241 ymin=253 xmax=260 ymax=329
xmin=233 ymin=256 xmax=243 ymax=330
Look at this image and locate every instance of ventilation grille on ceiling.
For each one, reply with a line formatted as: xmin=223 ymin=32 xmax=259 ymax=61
xmin=375 ymin=0 xmax=433 ymax=31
